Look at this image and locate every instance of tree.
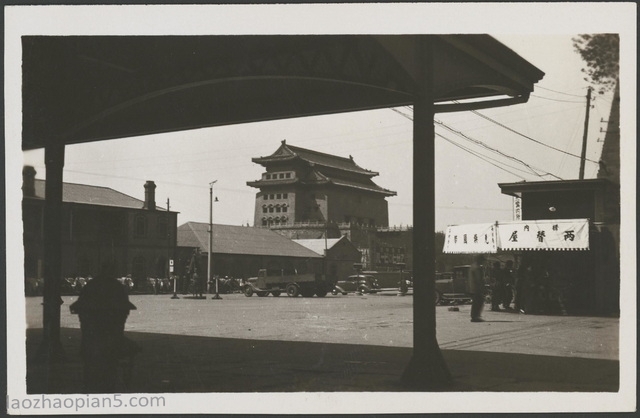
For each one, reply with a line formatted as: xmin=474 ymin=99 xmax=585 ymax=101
xmin=572 ymin=34 xmax=619 ymax=94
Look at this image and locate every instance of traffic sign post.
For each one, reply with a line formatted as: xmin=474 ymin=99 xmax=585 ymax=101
xmin=170 ymin=259 xmax=179 ymax=299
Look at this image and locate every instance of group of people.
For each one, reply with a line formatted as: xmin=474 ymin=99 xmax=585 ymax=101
xmin=490 ymin=260 xmax=516 ymax=312
xmin=469 ymin=255 xmax=548 ymax=322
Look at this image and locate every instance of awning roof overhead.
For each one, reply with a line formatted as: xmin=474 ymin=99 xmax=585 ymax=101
xmin=22 ymin=35 xmax=543 ymax=150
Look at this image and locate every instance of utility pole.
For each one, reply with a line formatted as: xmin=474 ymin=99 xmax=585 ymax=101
xmin=210 ymin=180 xmax=222 ymax=300
xmin=579 ymin=86 xmax=592 ymax=180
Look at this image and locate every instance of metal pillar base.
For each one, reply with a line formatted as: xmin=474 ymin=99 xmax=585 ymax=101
xmin=211 ymin=294 xmax=223 ymax=300
xmin=35 ymin=338 xmax=66 ymax=364
xmin=401 ymin=347 xmax=453 ymax=390
xmin=171 ymin=293 xmax=180 ymax=299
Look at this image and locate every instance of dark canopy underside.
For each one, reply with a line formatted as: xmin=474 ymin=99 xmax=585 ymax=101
xmin=22 ymin=35 xmax=543 ymax=150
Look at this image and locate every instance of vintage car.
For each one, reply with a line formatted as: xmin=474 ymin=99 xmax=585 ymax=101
xmin=332 ymin=274 xmax=380 ymax=295
xmin=434 ymin=265 xmax=492 ymax=305
xmin=434 ymin=267 xmax=473 ymax=305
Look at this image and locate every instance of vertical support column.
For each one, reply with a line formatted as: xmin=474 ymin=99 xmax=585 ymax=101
xmin=401 ymin=36 xmax=452 ymax=389
xmin=37 ymin=144 xmax=66 ymax=378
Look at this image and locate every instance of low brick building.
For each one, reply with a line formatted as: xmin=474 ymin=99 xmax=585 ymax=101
xmin=292 ymin=236 xmax=362 ymax=282
xmin=22 ymin=167 xmax=177 ymax=288
xmin=176 ymin=221 xmax=323 ymax=280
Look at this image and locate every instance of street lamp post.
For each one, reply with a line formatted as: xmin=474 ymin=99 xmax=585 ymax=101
xmin=209 ymin=181 xmax=222 ymax=300
xmin=168 ymin=198 xmax=179 ymax=299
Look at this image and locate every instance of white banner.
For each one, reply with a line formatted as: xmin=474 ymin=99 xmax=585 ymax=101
xmin=497 ymin=218 xmax=589 ymax=251
xmin=443 ymin=223 xmax=498 ymax=254
xmin=513 ymin=197 xmax=522 ymax=220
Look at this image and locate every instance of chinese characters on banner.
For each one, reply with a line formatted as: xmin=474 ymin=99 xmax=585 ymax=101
xmin=442 ymin=223 xmax=498 ymax=254
xmin=442 ymin=219 xmax=590 ymax=253
xmin=513 ymin=197 xmax=522 ymax=221
xmin=497 ymin=219 xmax=589 ymax=251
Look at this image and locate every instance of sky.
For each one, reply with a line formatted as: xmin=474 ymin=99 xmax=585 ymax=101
xmin=21 ymin=34 xmax=614 ymax=232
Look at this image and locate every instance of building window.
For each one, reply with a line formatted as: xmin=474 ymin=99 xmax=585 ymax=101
xmin=279 ymin=173 xmax=285 ymax=179
xmin=276 ymin=206 xmax=281 ymax=213
xmin=283 ymin=193 xmax=288 ymax=199
xmin=269 ymin=194 xmax=274 ymax=199
xmin=157 ymin=216 xmax=168 ymax=237
xmin=135 ymin=215 xmax=147 ymax=237
xmin=262 ymin=219 xmax=267 ymax=226
xmin=263 ymin=194 xmax=268 ymax=200
xmin=262 ymin=206 xmax=267 ymax=213
xmin=282 ymin=206 xmax=288 ymax=213
xmin=269 ymin=207 xmax=274 ymax=213
xmin=277 ymin=193 xmax=281 ymax=199
xmin=285 ymin=173 xmax=291 ymax=178
xmin=265 ymin=174 xmax=271 ymax=179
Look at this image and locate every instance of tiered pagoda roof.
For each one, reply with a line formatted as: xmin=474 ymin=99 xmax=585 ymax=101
xmin=248 ymin=140 xmax=396 ymax=196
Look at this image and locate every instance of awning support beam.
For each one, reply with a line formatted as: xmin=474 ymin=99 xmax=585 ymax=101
xmin=36 ymin=144 xmax=66 ymax=390
xmin=401 ymin=36 xmax=452 ymax=390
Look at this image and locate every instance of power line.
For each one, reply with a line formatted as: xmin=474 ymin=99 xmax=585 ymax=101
xmin=435 ymin=120 xmax=562 ymax=180
xmin=392 ymin=107 xmax=563 ymax=180
xmin=535 ymin=85 xmax=585 ymax=98
xmin=464 ymin=107 xmax=599 ymax=165
xmin=436 ymin=133 xmax=527 ymax=180
xmin=530 ymin=94 xmax=585 ymax=104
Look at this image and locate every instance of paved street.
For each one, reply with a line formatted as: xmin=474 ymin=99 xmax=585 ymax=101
xmin=25 ymin=291 xmax=618 ymax=361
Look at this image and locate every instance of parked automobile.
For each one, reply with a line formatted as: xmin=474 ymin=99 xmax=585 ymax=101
xmin=332 ymin=274 xmax=380 ymax=295
xmin=434 ymin=268 xmax=473 ymax=305
xmin=434 ymin=266 xmax=493 ymax=305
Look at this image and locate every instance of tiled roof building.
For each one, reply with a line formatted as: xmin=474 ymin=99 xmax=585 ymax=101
xmin=175 ymin=221 xmax=323 ymax=279
xmin=247 ymin=140 xmax=396 ymax=228
xmin=28 ymin=178 xmax=154 ymax=209
xmin=22 ymin=168 xmax=177 ymax=285
xmin=178 ymin=222 xmax=321 ymax=258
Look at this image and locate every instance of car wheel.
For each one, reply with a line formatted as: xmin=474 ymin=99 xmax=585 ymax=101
xmin=358 ymin=286 xmax=368 ymax=294
xmin=315 ymin=289 xmax=328 ymax=297
xmin=257 ymin=291 xmax=268 ymax=297
xmin=271 ymin=291 xmax=281 ymax=297
xmin=244 ymin=286 xmax=253 ymax=297
xmin=286 ymin=283 xmax=299 ymax=297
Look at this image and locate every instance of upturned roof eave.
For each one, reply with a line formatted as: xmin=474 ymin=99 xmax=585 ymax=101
xmin=252 ymin=155 xmax=378 ymax=177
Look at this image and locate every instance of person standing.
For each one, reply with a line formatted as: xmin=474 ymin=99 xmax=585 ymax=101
xmin=470 ymin=254 xmax=486 ymax=322
xmin=70 ymin=260 xmax=139 ymax=392
xmin=502 ymin=260 xmax=515 ymax=311
xmin=490 ymin=261 xmax=504 ymax=311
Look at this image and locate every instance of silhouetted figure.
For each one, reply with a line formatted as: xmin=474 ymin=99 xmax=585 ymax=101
xmin=490 ymin=261 xmax=504 ymax=311
xmin=502 ymin=260 xmax=515 ymax=310
xmin=188 ymin=249 xmax=204 ymax=298
xmin=470 ymin=254 xmax=486 ymax=322
xmin=70 ymin=262 xmax=138 ymax=393
xmin=515 ymin=259 xmax=531 ymax=313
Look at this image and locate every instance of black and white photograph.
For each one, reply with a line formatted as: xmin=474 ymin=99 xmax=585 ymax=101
xmin=5 ymin=3 xmax=636 ymax=415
